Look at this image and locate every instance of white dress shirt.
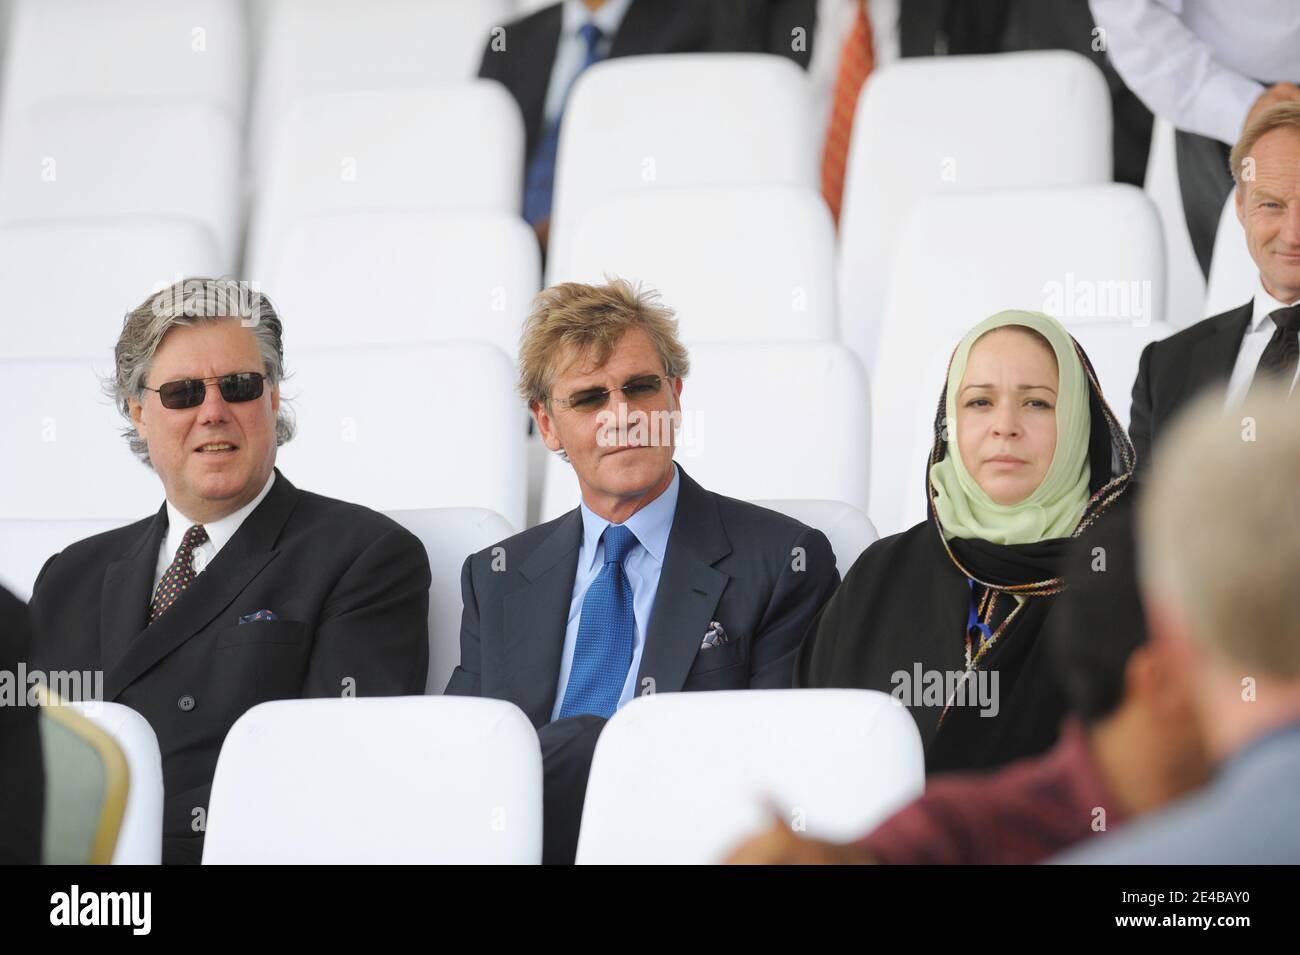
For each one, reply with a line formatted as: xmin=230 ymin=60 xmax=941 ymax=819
xmin=1089 ymin=0 xmax=1300 ymax=145
xmin=153 ymin=470 xmax=277 ymax=594
xmin=806 ymin=0 xmax=899 ymax=147
xmin=551 ymin=463 xmax=681 ymax=721
xmin=541 ymin=0 xmax=633 ymax=125
xmin=1224 ymin=274 xmax=1300 ymax=405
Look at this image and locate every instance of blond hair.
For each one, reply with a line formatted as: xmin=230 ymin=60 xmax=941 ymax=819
xmin=517 ymin=278 xmax=690 ymax=407
xmin=1229 ymin=100 xmax=1300 ymax=186
xmin=1140 ymin=384 xmax=1300 ymax=677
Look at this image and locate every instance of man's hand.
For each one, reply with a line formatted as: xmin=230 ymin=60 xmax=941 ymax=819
xmin=1244 ymin=82 xmax=1300 ymax=134
xmin=722 ymin=812 xmax=876 ymax=865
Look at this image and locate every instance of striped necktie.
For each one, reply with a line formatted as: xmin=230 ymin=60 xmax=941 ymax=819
xmin=821 ymin=0 xmax=874 ymax=226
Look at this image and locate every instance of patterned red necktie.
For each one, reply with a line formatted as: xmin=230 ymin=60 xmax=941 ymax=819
xmin=149 ymin=524 xmax=209 ymax=624
xmin=821 ymin=0 xmax=874 ymax=226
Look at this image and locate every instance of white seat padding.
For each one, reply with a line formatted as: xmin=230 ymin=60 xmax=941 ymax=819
xmin=203 ymin=696 xmax=543 ymax=863
xmin=1204 ymin=190 xmax=1258 ymax=318
xmin=0 ymin=518 xmax=132 ymax=599
xmin=384 ymin=507 xmax=516 ymax=695
xmin=575 ymin=689 xmax=924 ymax=864
xmin=749 ymin=499 xmax=878 ymax=579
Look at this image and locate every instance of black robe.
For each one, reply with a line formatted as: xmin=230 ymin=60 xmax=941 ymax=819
xmin=795 ymin=341 xmax=1134 ymax=775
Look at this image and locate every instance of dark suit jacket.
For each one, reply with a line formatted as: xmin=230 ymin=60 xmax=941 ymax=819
xmin=479 ymin=0 xmax=810 ymax=170
xmin=27 ymin=468 xmax=430 ymax=864
xmin=1130 ymin=302 xmax=1252 ymax=470
xmin=445 ymin=464 xmax=839 ymax=862
xmin=0 ymin=585 xmax=43 ymax=864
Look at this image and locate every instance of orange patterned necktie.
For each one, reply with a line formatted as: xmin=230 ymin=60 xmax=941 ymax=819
xmin=821 ymin=0 xmax=874 ymax=226
xmin=149 ymin=523 xmax=208 ymax=624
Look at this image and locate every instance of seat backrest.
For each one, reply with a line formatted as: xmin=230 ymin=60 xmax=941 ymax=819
xmin=549 ymin=54 xmax=815 ymax=280
xmin=249 ymin=0 xmax=513 ymax=169
xmin=68 ymin=701 xmax=164 ymax=865
xmin=575 ymin=689 xmax=924 ymax=864
xmin=37 ymin=688 xmax=129 ymax=865
xmin=0 ymin=219 xmax=222 ymax=361
xmin=871 ymin=184 xmax=1170 ymax=537
xmin=254 ymin=211 xmax=538 ymax=358
xmin=202 ymin=696 xmax=543 ymax=863
xmin=538 ymin=342 xmax=871 ymax=522
xmin=246 ymin=83 xmax=523 ymax=273
xmin=749 ymin=500 xmax=878 ymax=578
xmin=1204 ymin=190 xmax=1258 ymax=318
xmin=384 ymin=507 xmax=516 ymax=694
xmin=838 ymin=51 xmax=1112 ymax=373
xmin=552 ymin=185 xmax=836 ymax=343
xmin=0 ymin=104 xmax=242 ymax=268
xmin=1 ymin=357 xmax=161 ymax=520
xmin=1142 ymin=116 xmax=1206 ymax=328
xmin=275 ymin=343 xmax=528 ymax=528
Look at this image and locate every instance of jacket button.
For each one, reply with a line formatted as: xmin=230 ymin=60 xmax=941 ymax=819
xmin=177 ymin=695 xmax=195 ymax=712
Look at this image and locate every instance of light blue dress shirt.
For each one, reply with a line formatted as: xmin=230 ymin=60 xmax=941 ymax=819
xmin=551 ymin=463 xmax=681 ymax=722
xmin=541 ymin=0 xmax=634 ymax=124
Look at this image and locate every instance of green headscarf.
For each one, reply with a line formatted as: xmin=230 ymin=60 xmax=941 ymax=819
xmin=929 ymin=310 xmax=1091 ymax=545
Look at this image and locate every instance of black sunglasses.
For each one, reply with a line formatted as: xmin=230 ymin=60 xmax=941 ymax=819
xmin=551 ymin=375 xmax=671 ymax=413
xmin=142 ymin=372 xmax=267 ymax=410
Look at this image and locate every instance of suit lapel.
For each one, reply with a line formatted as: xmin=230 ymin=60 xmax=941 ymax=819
xmin=99 ymin=507 xmax=167 ymax=684
xmin=104 ymin=469 xmax=301 ymax=699
xmin=636 ymin=468 xmax=732 ymax=695
xmin=1181 ymin=302 xmax=1253 ymax=408
xmin=503 ymin=509 xmax=582 ymax=726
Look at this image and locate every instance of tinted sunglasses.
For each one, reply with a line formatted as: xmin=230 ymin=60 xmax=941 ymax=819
xmin=551 ymin=375 xmax=670 ymax=413
xmin=142 ymin=372 xmax=267 ymax=410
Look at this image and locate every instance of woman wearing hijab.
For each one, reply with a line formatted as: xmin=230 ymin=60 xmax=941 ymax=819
xmin=795 ymin=310 xmax=1134 ymax=774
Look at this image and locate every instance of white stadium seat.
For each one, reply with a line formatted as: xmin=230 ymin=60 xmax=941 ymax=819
xmin=255 ymin=211 xmax=539 ymax=358
xmin=250 ymin=0 xmax=514 ymax=170
xmin=0 ymin=104 xmax=242 ymax=269
xmin=838 ymin=51 xmax=1112 ymax=373
xmin=749 ymin=500 xmax=878 ymax=579
xmin=0 ymin=518 xmax=132 ymax=599
xmin=246 ymin=84 xmax=524 ymax=275
xmin=870 ymin=184 xmax=1173 ymax=537
xmin=0 ymin=219 xmax=223 ymax=360
xmin=552 ymin=185 xmax=837 ymax=343
xmin=1204 ymin=191 xmax=1258 ymax=318
xmin=275 ymin=343 xmax=528 ymax=529
xmin=68 ymin=701 xmax=165 ymax=865
xmin=203 ymin=696 xmax=543 ymax=863
xmin=575 ymin=689 xmax=924 ymax=864
xmin=0 ymin=358 xmax=161 ymax=521
xmin=384 ymin=507 xmax=516 ymax=695
xmin=1 ymin=0 xmax=247 ymax=117
xmin=538 ymin=342 xmax=871 ymax=523
xmin=1143 ymin=116 xmax=1206 ymax=328
xmin=549 ymin=54 xmax=816 ymax=281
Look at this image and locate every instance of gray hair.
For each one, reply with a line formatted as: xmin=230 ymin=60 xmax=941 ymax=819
xmin=107 ymin=277 xmax=295 ymax=467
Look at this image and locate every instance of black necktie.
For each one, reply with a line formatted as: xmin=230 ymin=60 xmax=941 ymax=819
xmin=1248 ymin=304 xmax=1300 ymax=399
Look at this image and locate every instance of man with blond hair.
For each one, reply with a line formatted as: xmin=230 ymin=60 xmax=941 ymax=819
xmin=445 ymin=278 xmax=840 ymax=863
xmin=1055 ymin=384 xmax=1300 ymax=863
xmin=27 ymin=278 xmax=431 ymax=864
xmin=1131 ymin=101 xmax=1300 ymax=470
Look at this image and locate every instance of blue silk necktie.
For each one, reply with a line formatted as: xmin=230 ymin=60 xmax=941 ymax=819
xmin=523 ymin=21 xmax=604 ymax=226
xmin=558 ymin=523 xmax=637 ymax=719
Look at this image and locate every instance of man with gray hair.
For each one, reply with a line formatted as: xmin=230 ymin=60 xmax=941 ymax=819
xmin=27 ymin=278 xmax=431 ymax=864
xmin=445 ymin=278 xmax=841 ymax=863
xmin=1055 ymin=384 xmax=1300 ymax=863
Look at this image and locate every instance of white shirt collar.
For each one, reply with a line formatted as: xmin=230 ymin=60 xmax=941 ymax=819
xmin=1250 ymin=273 xmax=1300 ymax=333
xmin=578 ymin=463 xmax=681 ymax=573
xmin=562 ymin=0 xmax=633 ymax=41
xmin=164 ymin=469 xmax=276 ymax=558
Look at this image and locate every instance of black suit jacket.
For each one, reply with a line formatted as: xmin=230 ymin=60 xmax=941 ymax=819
xmin=1130 ymin=302 xmax=1252 ymax=471
xmin=479 ymin=0 xmax=811 ymax=171
xmin=27 ymin=468 xmax=430 ymax=864
xmin=0 ymin=585 xmax=42 ymax=864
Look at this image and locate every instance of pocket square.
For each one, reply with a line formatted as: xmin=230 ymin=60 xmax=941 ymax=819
xmin=239 ymin=609 xmax=280 ymax=624
xmin=700 ymin=621 xmax=730 ymax=649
